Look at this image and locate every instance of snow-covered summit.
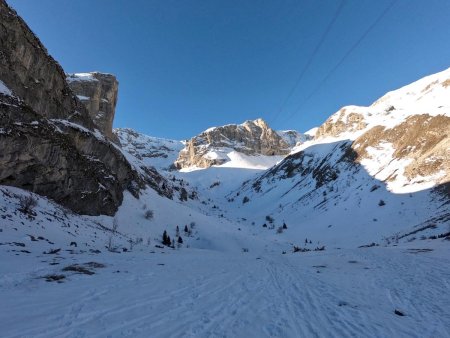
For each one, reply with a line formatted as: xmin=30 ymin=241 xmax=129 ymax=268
xmin=316 ymin=67 xmax=450 ymax=141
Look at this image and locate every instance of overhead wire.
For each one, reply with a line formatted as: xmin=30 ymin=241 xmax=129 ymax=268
xmin=281 ymin=0 xmax=398 ymax=125
xmin=272 ymin=0 xmax=346 ymax=125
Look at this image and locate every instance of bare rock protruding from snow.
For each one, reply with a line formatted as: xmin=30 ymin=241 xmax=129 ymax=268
xmin=0 ymin=0 xmax=143 ymax=215
xmin=67 ymin=72 xmax=119 ymax=142
xmin=315 ymin=107 xmax=367 ymax=139
xmin=354 ymin=114 xmax=450 ymax=189
xmin=175 ymin=118 xmax=291 ymax=169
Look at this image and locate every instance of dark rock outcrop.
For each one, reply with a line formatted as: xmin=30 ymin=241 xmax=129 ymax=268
xmin=0 ymin=1 xmax=92 ymax=128
xmin=0 ymin=0 xmax=142 ymax=215
xmin=67 ymin=72 xmax=119 ymax=142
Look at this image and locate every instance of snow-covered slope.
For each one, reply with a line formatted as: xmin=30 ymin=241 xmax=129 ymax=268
xmin=115 ymin=128 xmax=184 ymax=171
xmin=316 ymin=67 xmax=450 ymax=140
xmin=277 ymin=129 xmax=309 ymax=147
xmin=228 ymin=67 xmax=450 ymax=247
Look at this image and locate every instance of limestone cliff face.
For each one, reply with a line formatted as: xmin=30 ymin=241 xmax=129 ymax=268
xmin=175 ymin=118 xmax=291 ymax=169
xmin=0 ymin=0 xmax=142 ymax=215
xmin=67 ymin=73 xmax=119 ymax=142
xmin=0 ymin=1 xmax=92 ymax=128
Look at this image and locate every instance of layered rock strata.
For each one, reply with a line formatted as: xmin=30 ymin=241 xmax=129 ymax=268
xmin=175 ymin=118 xmax=291 ymax=169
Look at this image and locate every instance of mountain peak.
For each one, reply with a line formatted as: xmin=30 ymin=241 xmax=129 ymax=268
xmin=174 ymin=118 xmax=296 ymax=169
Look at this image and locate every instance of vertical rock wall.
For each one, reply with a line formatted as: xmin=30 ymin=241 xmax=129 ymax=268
xmin=67 ymin=72 xmax=119 ymax=142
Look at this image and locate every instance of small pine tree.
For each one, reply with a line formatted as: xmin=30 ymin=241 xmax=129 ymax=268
xmin=282 ymin=222 xmax=287 ymax=229
xmin=162 ymin=231 xmax=172 ymax=246
xmin=176 ymin=226 xmax=180 ymax=237
xmin=184 ymin=225 xmax=189 ymax=233
xmin=178 ymin=236 xmax=183 ymax=244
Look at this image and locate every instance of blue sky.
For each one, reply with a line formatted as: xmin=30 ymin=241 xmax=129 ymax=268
xmin=7 ymin=0 xmax=450 ymax=139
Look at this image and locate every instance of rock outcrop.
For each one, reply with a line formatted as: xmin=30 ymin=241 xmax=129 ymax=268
xmin=315 ymin=107 xmax=367 ymax=139
xmin=0 ymin=0 xmax=142 ymax=215
xmin=67 ymin=72 xmax=119 ymax=142
xmin=174 ymin=118 xmax=291 ymax=169
xmin=0 ymin=1 xmax=92 ymax=128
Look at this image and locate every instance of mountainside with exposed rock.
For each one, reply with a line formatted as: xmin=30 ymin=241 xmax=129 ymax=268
xmin=174 ymin=118 xmax=298 ymax=169
xmin=0 ymin=0 xmax=143 ymax=215
xmin=228 ymin=67 xmax=450 ymax=244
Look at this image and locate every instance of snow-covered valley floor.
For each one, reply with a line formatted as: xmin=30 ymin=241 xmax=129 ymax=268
xmin=1 ymin=241 xmax=449 ymax=338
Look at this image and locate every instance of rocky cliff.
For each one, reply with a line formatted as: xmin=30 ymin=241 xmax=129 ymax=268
xmin=174 ymin=118 xmax=291 ymax=169
xmin=0 ymin=0 xmax=142 ymax=215
xmin=67 ymin=72 xmax=119 ymax=142
xmin=0 ymin=1 xmax=92 ymax=128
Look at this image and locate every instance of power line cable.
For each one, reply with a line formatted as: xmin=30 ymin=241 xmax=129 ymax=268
xmin=282 ymin=0 xmax=398 ymax=124
xmin=272 ymin=0 xmax=346 ymax=124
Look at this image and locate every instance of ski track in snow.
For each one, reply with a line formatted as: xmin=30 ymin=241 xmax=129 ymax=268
xmin=1 ymin=245 xmax=449 ymax=338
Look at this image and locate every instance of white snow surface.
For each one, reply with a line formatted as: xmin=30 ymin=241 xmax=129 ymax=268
xmin=0 ymin=79 xmax=13 ymax=96
xmin=66 ymin=73 xmax=99 ymax=83
xmin=76 ymin=95 xmax=90 ymax=101
xmin=1 ymin=185 xmax=449 ymax=338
